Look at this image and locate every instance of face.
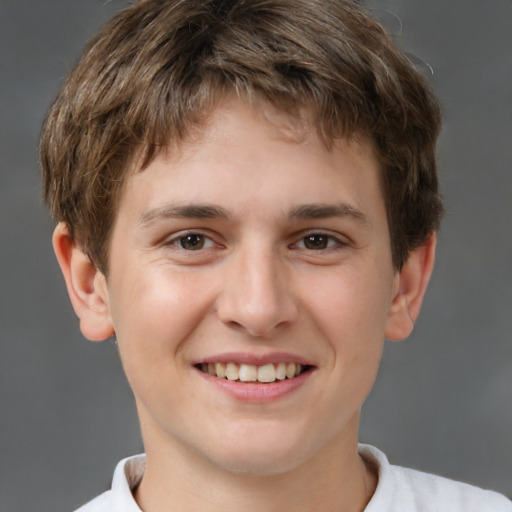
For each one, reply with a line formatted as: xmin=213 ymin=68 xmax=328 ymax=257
xmin=100 ymin=97 xmax=401 ymax=474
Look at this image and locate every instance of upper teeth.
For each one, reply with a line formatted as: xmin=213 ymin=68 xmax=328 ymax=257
xmin=200 ymin=362 xmax=304 ymax=383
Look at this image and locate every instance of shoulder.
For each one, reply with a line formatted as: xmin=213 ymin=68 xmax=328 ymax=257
xmin=360 ymin=444 xmax=512 ymax=512
xmin=389 ymin=464 xmax=512 ymax=511
xmin=74 ymin=491 xmax=113 ymax=512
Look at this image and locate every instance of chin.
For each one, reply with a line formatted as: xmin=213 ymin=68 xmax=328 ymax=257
xmin=213 ymin=450 xmax=306 ymax=477
xmin=203 ymin=425 xmax=314 ymax=476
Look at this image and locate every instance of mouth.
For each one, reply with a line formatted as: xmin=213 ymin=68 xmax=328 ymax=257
xmin=195 ymin=362 xmax=312 ymax=384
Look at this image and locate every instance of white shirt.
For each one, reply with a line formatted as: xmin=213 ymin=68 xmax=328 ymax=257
xmin=75 ymin=444 xmax=512 ymax=511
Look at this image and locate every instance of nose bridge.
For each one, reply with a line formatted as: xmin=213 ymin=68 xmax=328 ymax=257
xmin=217 ymin=240 xmax=297 ymax=337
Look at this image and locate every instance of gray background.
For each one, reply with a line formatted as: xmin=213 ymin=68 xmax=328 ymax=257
xmin=0 ymin=1 xmax=511 ymax=511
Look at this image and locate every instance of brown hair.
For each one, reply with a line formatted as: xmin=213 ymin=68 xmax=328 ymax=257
xmin=41 ymin=0 xmax=443 ymax=273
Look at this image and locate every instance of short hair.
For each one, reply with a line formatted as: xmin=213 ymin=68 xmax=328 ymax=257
xmin=41 ymin=0 xmax=443 ymax=273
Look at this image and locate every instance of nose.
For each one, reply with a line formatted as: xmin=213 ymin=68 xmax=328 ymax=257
xmin=216 ymin=245 xmax=299 ymax=338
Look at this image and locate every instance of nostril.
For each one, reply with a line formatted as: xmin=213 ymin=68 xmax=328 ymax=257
xmin=221 ymin=316 xmax=287 ymax=339
xmin=226 ymin=320 xmax=244 ymax=331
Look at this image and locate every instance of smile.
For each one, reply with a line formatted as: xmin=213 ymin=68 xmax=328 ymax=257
xmin=197 ymin=362 xmax=309 ymax=383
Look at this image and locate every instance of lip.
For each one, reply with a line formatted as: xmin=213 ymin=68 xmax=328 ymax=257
xmin=192 ymin=352 xmax=316 ymax=403
xmin=192 ymin=351 xmax=315 ymax=367
xmin=195 ymin=366 xmax=314 ymax=403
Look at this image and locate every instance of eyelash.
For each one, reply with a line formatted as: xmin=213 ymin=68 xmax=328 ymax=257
xmin=165 ymin=231 xmax=346 ymax=253
xmin=166 ymin=232 xmax=217 ymax=251
xmin=291 ymin=232 xmax=346 ymax=251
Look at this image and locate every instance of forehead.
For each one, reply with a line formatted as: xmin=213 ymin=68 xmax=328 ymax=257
xmin=119 ymin=96 xmax=385 ymax=225
xmin=132 ymin=94 xmax=379 ymax=176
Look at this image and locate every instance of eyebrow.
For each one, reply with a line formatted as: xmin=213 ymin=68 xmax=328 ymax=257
xmin=139 ymin=203 xmax=231 ymax=226
xmin=289 ymin=203 xmax=369 ymax=225
xmin=139 ymin=201 xmax=368 ymax=227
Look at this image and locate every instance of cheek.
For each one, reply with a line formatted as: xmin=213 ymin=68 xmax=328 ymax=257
xmin=304 ymin=265 xmax=390 ymax=380
xmin=306 ymin=264 xmax=391 ymax=335
xmin=108 ymin=264 xmax=218 ymax=373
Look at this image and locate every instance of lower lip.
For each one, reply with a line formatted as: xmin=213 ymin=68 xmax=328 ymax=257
xmin=195 ymin=368 xmax=313 ymax=403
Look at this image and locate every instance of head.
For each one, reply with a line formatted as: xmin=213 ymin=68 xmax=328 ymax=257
xmin=41 ymin=0 xmax=442 ymax=276
xmin=42 ymin=0 xmax=443 ymax=481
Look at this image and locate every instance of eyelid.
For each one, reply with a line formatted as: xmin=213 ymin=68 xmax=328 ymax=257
xmin=291 ymin=230 xmax=349 ymax=250
xmin=160 ymin=228 xmax=348 ymax=251
xmin=163 ymin=230 xmax=219 ymax=250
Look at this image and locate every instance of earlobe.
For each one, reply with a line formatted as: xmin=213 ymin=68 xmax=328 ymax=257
xmin=52 ymin=222 xmax=114 ymax=341
xmin=385 ymin=234 xmax=437 ymax=342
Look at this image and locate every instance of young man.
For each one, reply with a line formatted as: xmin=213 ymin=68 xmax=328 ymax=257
xmin=40 ymin=0 xmax=511 ymax=510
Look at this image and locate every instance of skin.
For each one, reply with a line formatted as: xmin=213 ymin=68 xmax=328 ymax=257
xmin=54 ymin=96 xmax=436 ymax=512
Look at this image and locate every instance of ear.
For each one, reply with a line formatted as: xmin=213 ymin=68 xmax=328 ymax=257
xmin=52 ymin=222 xmax=114 ymax=341
xmin=385 ymin=233 xmax=436 ymax=341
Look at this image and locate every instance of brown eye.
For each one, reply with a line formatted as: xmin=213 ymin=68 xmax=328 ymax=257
xmin=179 ymin=234 xmax=205 ymax=250
xmin=303 ymin=234 xmax=330 ymax=250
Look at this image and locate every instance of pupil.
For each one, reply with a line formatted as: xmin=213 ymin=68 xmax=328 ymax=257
xmin=305 ymin=235 xmax=328 ymax=249
xmin=180 ymin=234 xmax=204 ymax=250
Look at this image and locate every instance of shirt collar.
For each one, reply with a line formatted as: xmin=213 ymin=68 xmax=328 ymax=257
xmin=110 ymin=454 xmax=145 ymax=511
xmin=109 ymin=446 xmax=389 ymax=510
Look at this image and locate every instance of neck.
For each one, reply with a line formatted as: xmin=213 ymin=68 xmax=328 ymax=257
xmin=134 ymin=416 xmax=377 ymax=512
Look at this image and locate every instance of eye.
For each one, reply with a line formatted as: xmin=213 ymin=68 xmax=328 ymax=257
xmin=295 ymin=233 xmax=342 ymax=250
xmin=173 ymin=233 xmax=215 ymax=250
